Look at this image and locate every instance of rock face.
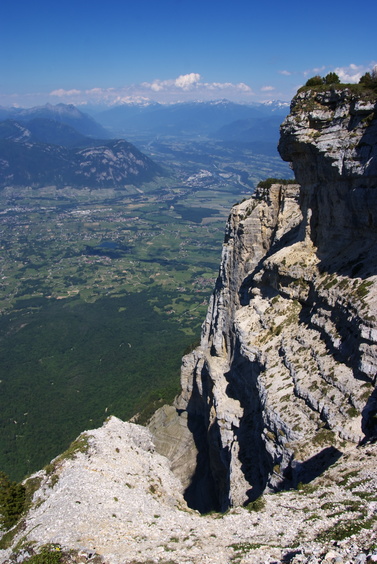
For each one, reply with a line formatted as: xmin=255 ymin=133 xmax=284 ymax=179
xmin=163 ymin=87 xmax=377 ymax=512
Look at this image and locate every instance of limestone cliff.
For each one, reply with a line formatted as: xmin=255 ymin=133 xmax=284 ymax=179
xmin=156 ymin=86 xmax=377 ymax=512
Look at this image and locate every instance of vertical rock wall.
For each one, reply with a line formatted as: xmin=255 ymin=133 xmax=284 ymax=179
xmin=151 ymin=87 xmax=377 ymax=512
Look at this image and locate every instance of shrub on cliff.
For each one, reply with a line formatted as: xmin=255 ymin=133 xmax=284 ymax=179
xmin=305 ymin=73 xmax=340 ymax=87
xmin=24 ymin=545 xmax=63 ymax=564
xmin=246 ymin=495 xmax=266 ymax=511
xmin=257 ymin=178 xmax=296 ymax=190
xmin=301 ymin=67 xmax=377 ymax=96
xmin=359 ymin=67 xmax=377 ymax=91
xmin=0 ymin=471 xmax=26 ymax=530
xmin=324 ymin=72 xmax=340 ymax=85
xmin=305 ymin=75 xmax=324 ymax=87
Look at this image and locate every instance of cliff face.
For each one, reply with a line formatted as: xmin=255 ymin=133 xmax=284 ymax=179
xmin=167 ymin=87 xmax=377 ymax=512
xmin=279 ymin=89 xmax=377 ymax=250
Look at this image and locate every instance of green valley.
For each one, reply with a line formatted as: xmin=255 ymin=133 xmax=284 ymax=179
xmin=0 ymin=139 xmax=290 ymax=480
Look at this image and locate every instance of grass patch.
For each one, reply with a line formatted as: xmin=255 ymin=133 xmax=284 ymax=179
xmin=229 ymin=542 xmax=265 ymax=553
xmin=0 ymin=520 xmax=27 ymax=550
xmin=338 ymin=470 xmax=359 ymax=486
xmin=245 ymin=495 xmax=266 ymax=512
xmin=320 ymin=502 xmax=337 ymax=511
xmin=316 ymin=516 xmax=375 ymax=542
xmin=355 ymin=280 xmax=374 ymax=299
xmin=45 ymin=434 xmax=91 ymax=475
xmin=305 ymin=514 xmax=320 ymax=521
xmin=297 ymin=482 xmax=318 ymax=494
xmin=353 ymin=491 xmax=377 ymax=501
xmin=347 ymin=406 xmax=359 ymax=418
xmin=312 ymin=428 xmax=336 ymax=447
xmin=24 ymin=544 xmax=63 ymax=564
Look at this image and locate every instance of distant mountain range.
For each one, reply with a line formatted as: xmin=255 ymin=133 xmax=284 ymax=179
xmin=0 ymin=99 xmax=289 ymax=188
xmin=0 ymin=117 xmax=162 ymax=189
xmin=94 ymin=99 xmax=289 ymax=141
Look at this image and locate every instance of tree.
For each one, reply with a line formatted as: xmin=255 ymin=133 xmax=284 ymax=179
xmin=0 ymin=471 xmax=26 ymax=530
xmin=359 ymin=72 xmax=373 ymax=86
xmin=324 ymin=72 xmax=340 ymax=85
xmin=359 ymin=67 xmax=377 ymax=90
xmin=305 ymin=75 xmax=324 ymax=87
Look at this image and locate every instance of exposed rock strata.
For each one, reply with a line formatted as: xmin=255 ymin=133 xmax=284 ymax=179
xmin=157 ymin=87 xmax=377 ymax=512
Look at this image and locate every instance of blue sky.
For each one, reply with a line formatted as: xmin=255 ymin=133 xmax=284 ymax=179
xmin=1 ymin=0 xmax=376 ymax=108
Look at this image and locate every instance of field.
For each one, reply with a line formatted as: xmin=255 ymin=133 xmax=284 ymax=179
xmin=0 ymin=139 xmax=291 ymax=480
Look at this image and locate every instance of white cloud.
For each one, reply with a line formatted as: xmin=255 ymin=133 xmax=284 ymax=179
xmin=147 ymin=81 xmax=165 ymax=92
xmin=9 ymin=73 xmax=257 ymax=107
xmin=303 ymin=66 xmax=326 ymax=77
xmin=141 ymin=73 xmax=252 ymax=96
xmin=279 ymin=70 xmax=292 ymax=76
xmin=85 ymin=87 xmax=115 ymax=95
xmin=174 ymin=73 xmax=201 ymax=89
xmin=142 ymin=73 xmax=201 ymax=92
xmin=202 ymin=81 xmax=251 ymax=92
xmin=237 ymin=82 xmax=251 ymax=92
xmin=333 ymin=63 xmax=374 ymax=83
xmin=261 ymin=86 xmax=275 ymax=92
xmin=50 ymin=88 xmax=81 ymax=97
xmin=312 ymin=66 xmax=326 ymax=74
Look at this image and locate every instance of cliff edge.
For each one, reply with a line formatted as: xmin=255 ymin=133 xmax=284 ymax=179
xmin=151 ymin=86 xmax=377 ymax=513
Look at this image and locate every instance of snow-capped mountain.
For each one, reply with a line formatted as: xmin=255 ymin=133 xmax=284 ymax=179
xmin=94 ymin=98 xmax=289 ymax=140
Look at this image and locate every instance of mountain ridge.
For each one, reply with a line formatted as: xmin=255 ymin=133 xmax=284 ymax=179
xmin=0 ymin=118 xmax=98 ymax=147
xmin=94 ymin=99 xmax=289 ymax=141
xmin=0 ymin=103 xmax=110 ymax=139
xmin=0 ymin=100 xmax=290 ymax=157
xmin=0 ymin=119 xmax=162 ymax=188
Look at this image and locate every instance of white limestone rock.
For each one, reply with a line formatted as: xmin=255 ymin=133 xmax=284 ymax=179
xmin=170 ymin=87 xmax=377 ymax=511
xmin=2 ymin=425 xmax=377 ymax=564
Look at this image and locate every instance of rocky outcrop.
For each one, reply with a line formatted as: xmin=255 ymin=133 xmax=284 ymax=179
xmin=156 ymin=87 xmax=377 ymax=512
xmin=2 ymin=417 xmax=377 ymax=564
xmin=279 ymin=89 xmax=377 ymax=250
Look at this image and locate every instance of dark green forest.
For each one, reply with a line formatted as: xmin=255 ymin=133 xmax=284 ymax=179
xmin=0 ymin=291 xmax=192 ymax=481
